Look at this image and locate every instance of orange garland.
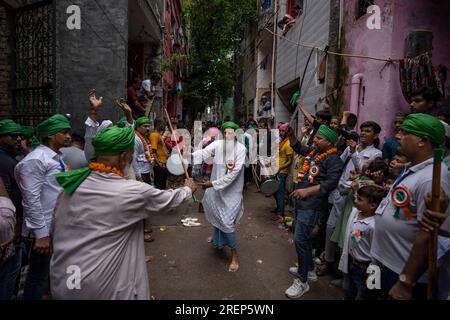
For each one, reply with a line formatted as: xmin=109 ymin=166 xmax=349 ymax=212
xmin=298 ymin=147 xmax=338 ymax=181
xmin=89 ymin=162 xmax=124 ymax=177
xmin=135 ymin=130 xmax=153 ymax=163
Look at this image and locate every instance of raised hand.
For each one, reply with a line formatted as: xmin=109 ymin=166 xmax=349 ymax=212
xmin=116 ymin=98 xmax=132 ymax=116
xmin=88 ymin=89 xmax=103 ymax=112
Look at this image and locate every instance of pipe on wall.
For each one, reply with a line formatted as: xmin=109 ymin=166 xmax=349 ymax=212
xmin=350 ymin=73 xmax=363 ymax=125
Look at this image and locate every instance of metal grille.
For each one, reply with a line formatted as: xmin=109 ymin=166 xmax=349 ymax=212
xmin=12 ymin=0 xmax=55 ymax=127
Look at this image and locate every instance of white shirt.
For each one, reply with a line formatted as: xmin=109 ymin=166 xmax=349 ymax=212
xmin=327 ymin=145 xmax=381 ymax=227
xmin=15 ymin=145 xmax=67 ymax=239
xmin=371 ymin=158 xmax=450 ymax=283
xmin=133 ymin=135 xmax=152 ymax=177
xmin=339 ymin=208 xmax=375 ymax=273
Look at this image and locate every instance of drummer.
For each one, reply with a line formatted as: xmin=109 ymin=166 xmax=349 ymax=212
xmin=271 ymin=123 xmax=294 ymax=223
xmin=284 ymin=124 xmax=344 ymax=299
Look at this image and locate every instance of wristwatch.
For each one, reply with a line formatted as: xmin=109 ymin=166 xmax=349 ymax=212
xmin=399 ymin=274 xmax=415 ymax=288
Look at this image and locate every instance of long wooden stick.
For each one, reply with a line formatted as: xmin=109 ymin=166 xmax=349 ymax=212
xmin=428 ymin=148 xmax=445 ymax=299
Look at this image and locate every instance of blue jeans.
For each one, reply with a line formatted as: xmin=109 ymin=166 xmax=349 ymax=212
xmin=294 ymin=209 xmax=320 ymax=283
xmin=212 ymin=227 xmax=237 ymax=249
xmin=343 ymin=257 xmax=373 ymax=300
xmin=23 ymin=238 xmax=51 ymax=300
xmin=274 ymin=173 xmax=288 ymax=216
xmin=0 ymin=242 xmax=22 ymax=300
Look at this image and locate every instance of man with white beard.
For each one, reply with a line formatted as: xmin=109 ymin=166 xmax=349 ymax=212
xmin=192 ymin=122 xmax=247 ymax=272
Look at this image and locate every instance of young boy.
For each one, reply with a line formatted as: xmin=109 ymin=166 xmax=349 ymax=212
xmin=338 ymin=185 xmax=387 ymax=300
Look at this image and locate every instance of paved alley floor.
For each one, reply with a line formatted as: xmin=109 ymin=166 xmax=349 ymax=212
xmin=145 ymin=184 xmax=343 ymax=300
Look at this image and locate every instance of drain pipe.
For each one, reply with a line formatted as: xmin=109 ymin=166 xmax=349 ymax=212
xmin=350 ymin=73 xmax=363 ymax=125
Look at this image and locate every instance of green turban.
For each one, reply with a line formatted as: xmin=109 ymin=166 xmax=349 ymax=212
xmin=135 ymin=116 xmax=150 ymax=129
xmin=37 ymin=114 xmax=71 ymax=139
xmin=401 ymin=113 xmax=445 ymax=145
xmin=55 ymin=125 xmax=135 ymax=194
xmin=21 ymin=126 xmax=35 ymax=138
xmin=116 ymin=116 xmax=127 ymax=128
xmin=92 ymin=125 xmax=135 ymax=157
xmin=0 ymin=119 xmax=22 ymax=136
xmin=317 ymin=125 xmax=339 ymax=145
xmin=221 ymin=121 xmax=239 ymax=133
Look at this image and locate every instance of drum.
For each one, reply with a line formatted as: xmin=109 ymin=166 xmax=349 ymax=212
xmin=167 ymin=154 xmax=186 ymax=176
xmin=260 ymin=176 xmax=280 ymax=196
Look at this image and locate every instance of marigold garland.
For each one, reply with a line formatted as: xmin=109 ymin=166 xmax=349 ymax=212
xmin=89 ymin=162 xmax=124 ymax=177
xmin=298 ymin=147 xmax=338 ymax=182
xmin=135 ymin=130 xmax=153 ymax=163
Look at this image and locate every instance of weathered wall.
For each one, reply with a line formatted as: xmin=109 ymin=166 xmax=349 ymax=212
xmin=343 ymin=0 xmax=450 ymax=142
xmin=0 ymin=5 xmax=12 ymax=119
xmin=55 ymin=0 xmax=128 ymax=132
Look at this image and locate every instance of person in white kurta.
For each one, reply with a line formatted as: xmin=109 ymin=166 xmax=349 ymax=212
xmin=193 ymin=123 xmax=246 ymax=272
xmin=50 ymin=124 xmax=196 ymax=300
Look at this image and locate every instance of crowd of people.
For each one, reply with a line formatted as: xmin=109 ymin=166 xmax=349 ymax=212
xmin=0 ymin=84 xmax=449 ymax=300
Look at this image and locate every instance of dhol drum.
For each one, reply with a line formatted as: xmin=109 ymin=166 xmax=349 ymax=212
xmin=167 ymin=154 xmax=187 ymax=176
xmin=258 ymin=156 xmax=280 ymax=196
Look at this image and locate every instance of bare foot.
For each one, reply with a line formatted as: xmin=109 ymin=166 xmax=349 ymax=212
xmin=228 ymin=260 xmax=239 ymax=272
xmin=145 ymin=256 xmax=153 ymax=263
xmin=207 ymin=236 xmax=213 ymax=243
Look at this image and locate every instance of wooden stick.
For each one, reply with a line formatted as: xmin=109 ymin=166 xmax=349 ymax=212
xmin=428 ymin=148 xmax=445 ymax=299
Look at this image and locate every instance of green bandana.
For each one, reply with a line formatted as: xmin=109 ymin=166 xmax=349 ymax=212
xmin=0 ymin=119 xmax=22 ymax=136
xmin=317 ymin=125 xmax=339 ymax=145
xmin=221 ymin=121 xmax=239 ymax=133
xmin=135 ymin=116 xmax=150 ymax=129
xmin=55 ymin=125 xmax=135 ymax=194
xmin=37 ymin=114 xmax=71 ymax=139
xmin=401 ymin=113 xmax=445 ymax=145
xmin=21 ymin=126 xmax=35 ymax=138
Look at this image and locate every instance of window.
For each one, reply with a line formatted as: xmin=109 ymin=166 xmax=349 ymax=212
xmin=357 ymin=0 xmax=374 ymax=19
xmin=287 ymin=0 xmax=304 ymax=18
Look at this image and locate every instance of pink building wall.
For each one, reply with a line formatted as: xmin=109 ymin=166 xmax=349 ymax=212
xmin=342 ymin=0 xmax=450 ymax=142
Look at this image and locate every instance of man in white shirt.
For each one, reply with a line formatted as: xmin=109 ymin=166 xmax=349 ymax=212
xmin=133 ymin=117 xmax=153 ymax=184
xmin=319 ymin=121 xmax=382 ymax=276
xmin=15 ymin=114 xmax=71 ymax=300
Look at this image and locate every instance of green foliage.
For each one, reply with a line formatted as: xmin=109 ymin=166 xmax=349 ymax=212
xmin=182 ymin=0 xmax=256 ymax=115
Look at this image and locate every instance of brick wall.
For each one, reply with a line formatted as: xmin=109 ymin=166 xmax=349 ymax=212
xmin=0 ymin=5 xmax=12 ymax=119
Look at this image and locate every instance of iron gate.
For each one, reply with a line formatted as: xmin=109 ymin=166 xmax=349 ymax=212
xmin=12 ymin=0 xmax=55 ymax=126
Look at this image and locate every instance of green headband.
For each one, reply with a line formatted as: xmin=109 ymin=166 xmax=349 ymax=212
xmin=221 ymin=121 xmax=239 ymax=133
xmin=135 ymin=116 xmax=150 ymax=129
xmin=37 ymin=114 xmax=71 ymax=139
xmin=0 ymin=119 xmax=22 ymax=136
xmin=402 ymin=113 xmax=445 ymax=145
xmin=317 ymin=125 xmax=339 ymax=145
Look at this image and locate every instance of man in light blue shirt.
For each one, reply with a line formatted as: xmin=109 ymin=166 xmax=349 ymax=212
xmin=15 ymin=114 xmax=71 ymax=300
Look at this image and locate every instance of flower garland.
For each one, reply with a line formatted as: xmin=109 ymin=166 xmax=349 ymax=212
xmin=135 ymin=130 xmax=153 ymax=163
xmin=297 ymin=147 xmax=338 ymax=183
xmin=89 ymin=162 xmax=124 ymax=177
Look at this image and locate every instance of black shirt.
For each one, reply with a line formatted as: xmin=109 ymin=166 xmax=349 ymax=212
xmin=291 ymin=142 xmax=344 ymax=211
xmin=0 ymin=148 xmax=23 ymax=219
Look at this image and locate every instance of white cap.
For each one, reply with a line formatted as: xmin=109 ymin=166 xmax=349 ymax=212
xmin=142 ymin=79 xmax=151 ymax=92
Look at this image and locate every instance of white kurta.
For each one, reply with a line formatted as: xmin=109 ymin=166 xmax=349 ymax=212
xmin=193 ymin=140 xmax=247 ymax=233
xmin=50 ymin=171 xmax=191 ymax=300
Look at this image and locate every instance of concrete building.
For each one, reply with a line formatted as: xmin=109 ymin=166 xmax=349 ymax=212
xmin=0 ymin=0 xmax=171 ymax=131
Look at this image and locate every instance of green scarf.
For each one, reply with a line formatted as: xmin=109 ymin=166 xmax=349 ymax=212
xmin=55 ymin=125 xmax=135 ymax=194
xmin=37 ymin=114 xmax=71 ymax=139
xmin=317 ymin=125 xmax=339 ymax=145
